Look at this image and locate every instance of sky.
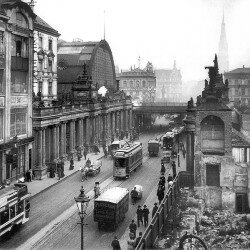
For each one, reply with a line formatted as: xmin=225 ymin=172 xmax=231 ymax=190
xmin=32 ymin=0 xmax=250 ymax=81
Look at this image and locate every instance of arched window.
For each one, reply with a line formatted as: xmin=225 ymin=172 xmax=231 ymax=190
xmin=201 ymin=115 xmax=224 ymax=154
xmin=130 ymin=81 xmax=133 ymax=88
xmin=123 ymin=81 xmax=127 ymax=88
xmin=136 ymin=81 xmax=140 ymax=88
xmin=142 ymin=80 xmax=146 ymax=88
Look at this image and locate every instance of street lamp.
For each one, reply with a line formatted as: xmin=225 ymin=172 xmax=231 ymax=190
xmin=74 ymin=186 xmax=90 ymax=250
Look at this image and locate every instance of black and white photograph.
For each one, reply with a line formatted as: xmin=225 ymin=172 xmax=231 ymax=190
xmin=0 ymin=0 xmax=250 ymax=249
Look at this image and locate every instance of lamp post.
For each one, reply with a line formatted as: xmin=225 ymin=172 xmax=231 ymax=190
xmin=74 ymin=186 xmax=90 ymax=250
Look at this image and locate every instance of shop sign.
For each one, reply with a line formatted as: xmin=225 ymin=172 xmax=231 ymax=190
xmin=11 ymin=96 xmax=28 ymax=106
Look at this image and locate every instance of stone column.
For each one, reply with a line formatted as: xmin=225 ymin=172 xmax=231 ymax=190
xmin=52 ymin=78 xmax=57 ymax=99
xmin=129 ymin=109 xmax=133 ymax=130
xmin=52 ymin=125 xmax=57 ymax=161
xmin=37 ymin=128 xmax=43 ymax=168
xmin=42 ymin=127 xmax=46 ymax=166
xmin=56 ymin=124 xmax=60 ymax=159
xmin=85 ymin=117 xmax=90 ymax=146
xmin=42 ymin=78 xmax=49 ymax=99
xmin=69 ymin=120 xmax=76 ymax=155
xmin=60 ymin=122 xmax=66 ymax=158
xmin=78 ymin=119 xmax=83 ymax=149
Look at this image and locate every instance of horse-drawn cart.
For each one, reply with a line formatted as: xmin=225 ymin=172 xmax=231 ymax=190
xmin=81 ymin=160 xmax=102 ymax=180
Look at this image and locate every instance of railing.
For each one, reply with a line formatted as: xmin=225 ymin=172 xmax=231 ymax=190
xmin=135 ymin=173 xmax=181 ymax=250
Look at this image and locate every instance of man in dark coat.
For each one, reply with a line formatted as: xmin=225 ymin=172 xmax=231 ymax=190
xmin=157 ymin=186 xmax=164 ymax=204
xmin=152 ymin=203 xmax=158 ymax=218
xmin=129 ymin=220 xmax=137 ymax=238
xmin=69 ymin=157 xmax=74 ymax=170
xmin=142 ymin=205 xmax=150 ymax=227
xmin=131 ymin=187 xmax=138 ymax=205
xmin=83 ymin=147 xmax=88 ymax=160
xmin=136 ymin=205 xmax=143 ymax=227
xmin=111 ymin=235 xmax=121 ymax=250
xmin=160 ymin=162 xmax=166 ymax=175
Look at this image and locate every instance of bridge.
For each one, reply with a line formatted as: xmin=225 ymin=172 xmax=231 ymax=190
xmin=133 ymin=102 xmax=187 ymax=114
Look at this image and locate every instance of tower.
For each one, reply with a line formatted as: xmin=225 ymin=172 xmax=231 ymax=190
xmin=218 ymin=13 xmax=229 ymax=73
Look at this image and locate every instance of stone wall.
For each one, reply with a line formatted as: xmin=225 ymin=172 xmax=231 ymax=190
xmin=194 ymin=151 xmax=250 ymax=210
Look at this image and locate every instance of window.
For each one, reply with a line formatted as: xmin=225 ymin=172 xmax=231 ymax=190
xmin=48 ymin=81 xmax=52 ymax=95
xmin=0 ymin=31 xmax=4 ymax=55
xmin=142 ymin=80 xmax=146 ymax=88
xmin=0 ymin=109 xmax=3 ymax=140
xmin=123 ymin=81 xmax=127 ymax=88
xmin=38 ymin=81 xmax=42 ymax=93
xmin=48 ymin=39 xmax=52 ymax=51
xmin=236 ymin=193 xmax=248 ymax=213
xmin=11 ymin=71 xmax=27 ymax=93
xmin=206 ymin=164 xmax=220 ymax=187
xmin=136 ymin=81 xmax=140 ymax=88
xmin=11 ymin=35 xmax=28 ymax=58
xmin=38 ymin=59 xmax=43 ymax=71
xmin=0 ymin=209 xmax=9 ymax=225
xmin=10 ymin=108 xmax=27 ymax=137
xmin=0 ymin=69 xmax=3 ymax=92
xmin=19 ymin=146 xmax=25 ymax=175
xmin=48 ymin=60 xmax=52 ymax=72
xmin=232 ymin=148 xmax=245 ymax=162
xmin=130 ymin=81 xmax=133 ymax=88
xmin=38 ymin=37 xmax=43 ymax=48
xmin=242 ymin=87 xmax=245 ymax=96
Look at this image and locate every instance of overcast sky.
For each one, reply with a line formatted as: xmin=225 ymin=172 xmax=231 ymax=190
xmin=33 ymin=0 xmax=250 ymax=81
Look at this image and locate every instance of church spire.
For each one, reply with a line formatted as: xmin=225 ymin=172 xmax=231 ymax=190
xmin=218 ymin=12 xmax=229 ymax=73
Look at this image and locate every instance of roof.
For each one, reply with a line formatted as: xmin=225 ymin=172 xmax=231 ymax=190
xmin=148 ymin=139 xmax=159 ymax=143
xmin=232 ymin=128 xmax=250 ymax=147
xmin=196 ymin=98 xmax=231 ymax=111
xmin=117 ymin=67 xmax=155 ymax=78
xmin=225 ymin=67 xmax=250 ymax=75
xmin=95 ymin=187 xmax=129 ymax=204
xmin=34 ymin=15 xmax=60 ymax=37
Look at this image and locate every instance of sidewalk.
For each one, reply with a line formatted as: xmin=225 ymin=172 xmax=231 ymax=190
xmin=26 ymin=149 xmax=104 ymax=198
xmin=119 ymin=138 xmax=187 ymax=249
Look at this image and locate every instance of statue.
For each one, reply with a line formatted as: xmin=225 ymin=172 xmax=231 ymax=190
xmin=187 ymin=97 xmax=194 ymax=109
xmin=196 ymin=95 xmax=202 ymax=106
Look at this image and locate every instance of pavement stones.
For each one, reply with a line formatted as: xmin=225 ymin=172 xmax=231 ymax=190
xmin=26 ymin=150 xmax=104 ymax=198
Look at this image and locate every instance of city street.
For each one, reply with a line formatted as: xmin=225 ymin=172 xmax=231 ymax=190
xmin=1 ymin=132 xmax=170 ymax=249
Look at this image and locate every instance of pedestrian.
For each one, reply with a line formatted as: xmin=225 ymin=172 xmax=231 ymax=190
xmin=172 ymin=161 xmax=176 ymax=179
xmin=83 ymin=147 xmax=88 ymax=160
xmin=136 ymin=205 xmax=143 ymax=227
xmin=129 ymin=220 xmax=137 ymax=238
xmin=158 ymin=175 xmax=166 ymax=187
xmin=167 ymin=174 xmax=173 ymax=183
xmin=152 ymin=203 xmax=158 ymax=218
xmin=178 ymin=154 xmax=180 ymax=168
xmin=103 ymin=146 xmax=108 ymax=158
xmin=111 ymin=235 xmax=121 ymax=250
xmin=94 ymin=182 xmax=100 ymax=198
xmin=57 ymin=166 xmax=61 ymax=180
xmin=142 ymin=205 xmax=150 ymax=227
xmin=127 ymin=233 xmax=136 ymax=250
xmin=160 ymin=162 xmax=166 ymax=175
xmin=77 ymin=150 xmax=82 ymax=161
xmin=86 ymin=158 xmax=91 ymax=166
xmin=131 ymin=187 xmax=138 ymax=205
xmin=157 ymin=186 xmax=164 ymax=204
xmin=69 ymin=157 xmax=74 ymax=170
xmin=135 ymin=232 xmax=143 ymax=248
xmin=26 ymin=170 xmax=31 ymax=182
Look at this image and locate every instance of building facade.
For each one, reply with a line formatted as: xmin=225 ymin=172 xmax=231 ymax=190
xmin=224 ymin=67 xmax=250 ymax=107
xmin=32 ymin=39 xmax=133 ymax=179
xmin=117 ymin=62 xmax=156 ymax=104
xmin=218 ymin=15 xmax=229 ymax=73
xmin=155 ymin=61 xmax=182 ymax=102
xmin=33 ymin=15 xmax=60 ymax=106
xmin=185 ymin=55 xmax=250 ymax=212
xmin=0 ymin=0 xmax=35 ymax=184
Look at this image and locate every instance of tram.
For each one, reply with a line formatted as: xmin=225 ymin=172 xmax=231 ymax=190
xmin=113 ymin=142 xmax=143 ymax=179
xmin=0 ymin=183 xmax=31 ymax=237
xmin=162 ymin=132 xmax=175 ymax=150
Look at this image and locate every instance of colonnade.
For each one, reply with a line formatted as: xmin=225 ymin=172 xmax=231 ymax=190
xmin=33 ymin=108 xmax=133 ymax=178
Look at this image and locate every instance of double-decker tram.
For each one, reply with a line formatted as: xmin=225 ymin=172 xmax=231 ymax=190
xmin=162 ymin=132 xmax=175 ymax=150
xmin=113 ymin=142 xmax=143 ymax=179
xmin=0 ymin=184 xmax=31 ymax=237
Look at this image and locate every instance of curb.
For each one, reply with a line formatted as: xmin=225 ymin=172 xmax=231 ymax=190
xmin=30 ymin=154 xmax=104 ymax=200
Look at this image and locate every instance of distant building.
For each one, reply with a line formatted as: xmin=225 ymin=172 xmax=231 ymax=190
xmin=224 ymin=66 xmax=250 ymax=107
xmin=155 ymin=61 xmax=182 ymax=102
xmin=218 ymin=14 xmax=229 ymax=73
xmin=57 ymin=40 xmax=117 ymax=93
xmin=117 ymin=62 xmax=156 ymax=104
xmin=33 ymin=15 xmax=60 ymax=106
